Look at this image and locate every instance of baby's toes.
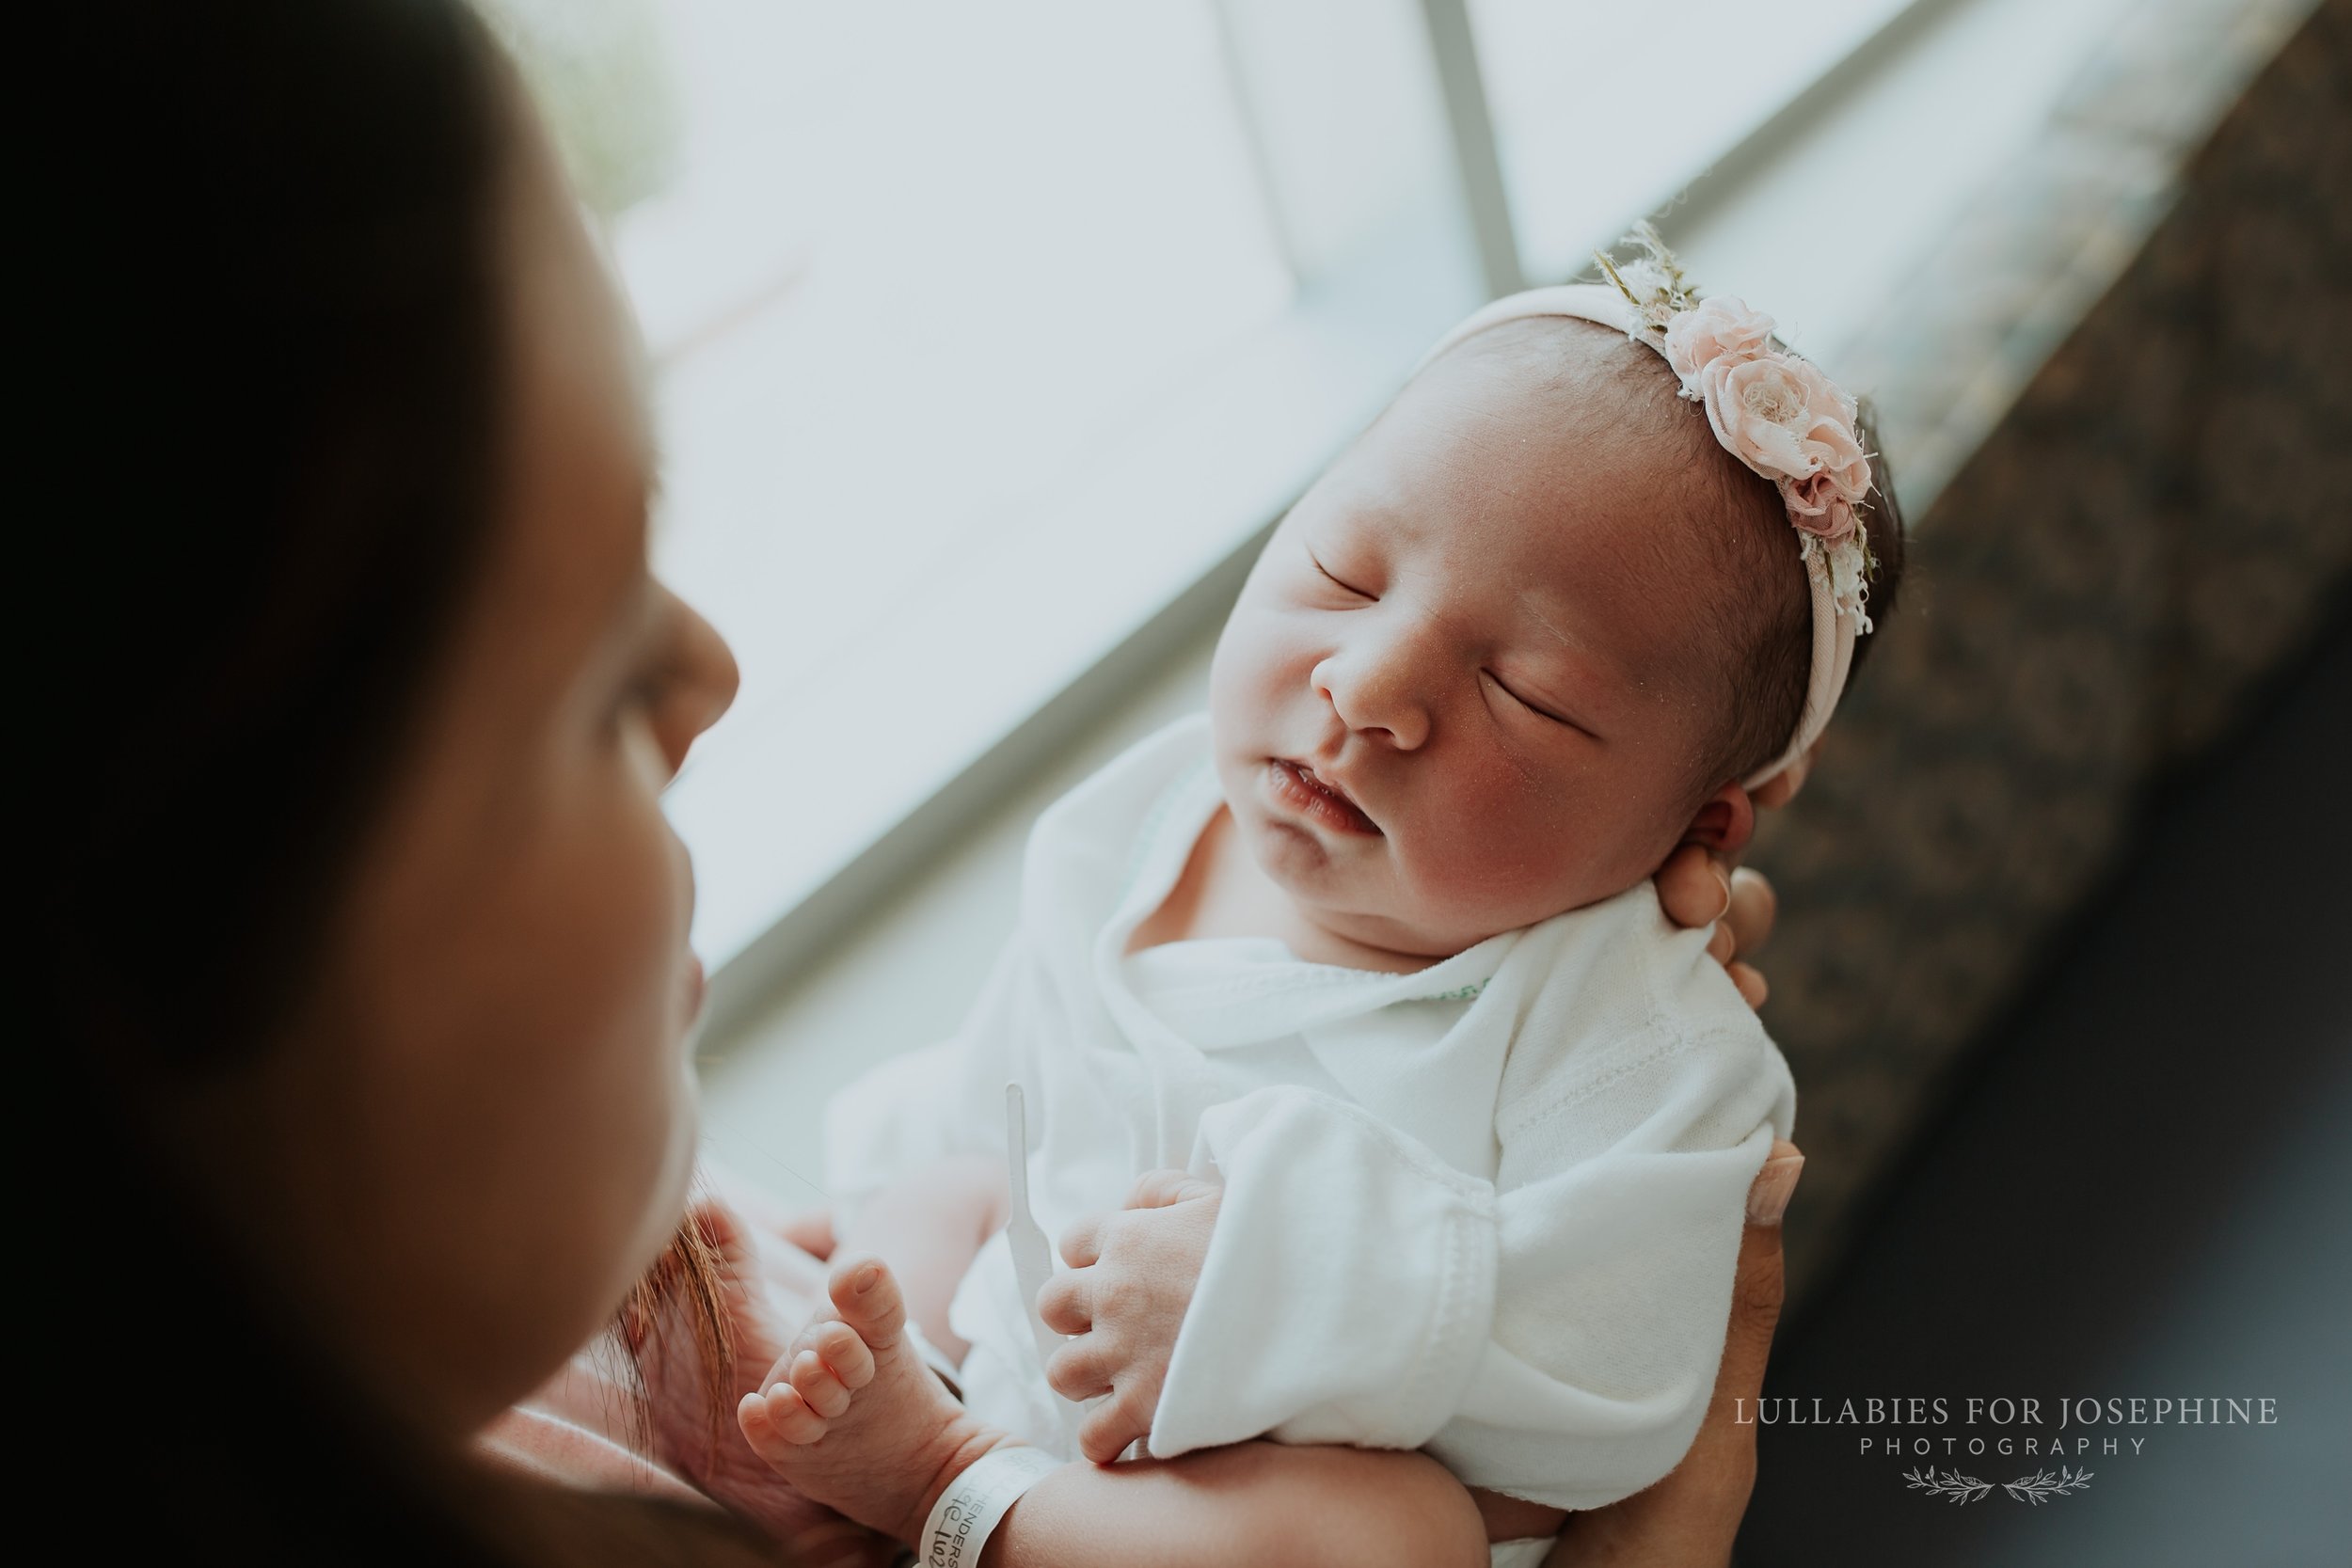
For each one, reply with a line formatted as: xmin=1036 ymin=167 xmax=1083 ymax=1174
xmin=807 ymin=1317 xmax=877 ymax=1392
xmin=742 ymin=1378 xmax=832 ymax=1450
xmin=826 ymin=1254 xmax=910 ymax=1350
xmin=790 ymin=1346 xmax=854 ymax=1420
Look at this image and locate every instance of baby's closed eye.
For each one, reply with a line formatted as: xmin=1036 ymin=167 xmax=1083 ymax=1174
xmin=1483 ymin=669 xmax=1594 ymax=736
xmin=1306 ymin=546 xmax=1375 ymax=601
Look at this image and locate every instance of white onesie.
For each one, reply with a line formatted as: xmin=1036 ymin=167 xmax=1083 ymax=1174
xmin=825 ymin=714 xmax=1795 ymax=1542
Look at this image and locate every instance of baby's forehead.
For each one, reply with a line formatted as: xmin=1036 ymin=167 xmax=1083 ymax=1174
xmin=1415 ymin=316 xmax=1685 ymax=447
xmin=1385 ymin=319 xmax=1726 ymax=548
xmin=1358 ymin=316 xmax=1788 ymax=663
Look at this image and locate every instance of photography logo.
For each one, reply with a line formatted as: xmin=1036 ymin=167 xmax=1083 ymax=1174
xmin=1900 ymin=1465 xmax=2091 ymax=1505
xmin=1737 ymin=1394 xmax=2279 ymax=1506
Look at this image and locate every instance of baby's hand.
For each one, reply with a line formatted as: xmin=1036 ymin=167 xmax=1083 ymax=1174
xmin=1037 ymin=1168 xmax=1222 ymax=1464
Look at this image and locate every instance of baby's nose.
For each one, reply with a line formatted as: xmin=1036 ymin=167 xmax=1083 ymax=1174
xmin=1312 ymin=647 xmax=1431 ymax=751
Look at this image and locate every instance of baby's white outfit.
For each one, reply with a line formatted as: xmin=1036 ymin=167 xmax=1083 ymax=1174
xmin=826 ymin=716 xmax=1794 ymax=1558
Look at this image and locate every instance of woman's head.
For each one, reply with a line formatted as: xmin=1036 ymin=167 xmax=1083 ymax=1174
xmin=56 ymin=0 xmax=735 ymax=1446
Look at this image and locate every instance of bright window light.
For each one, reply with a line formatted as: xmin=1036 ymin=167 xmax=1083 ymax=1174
xmin=1468 ymin=0 xmax=1918 ymax=283
xmin=564 ymin=1 xmax=1295 ymax=731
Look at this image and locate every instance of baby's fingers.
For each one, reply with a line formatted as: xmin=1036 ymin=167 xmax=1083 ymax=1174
xmin=1076 ymin=1380 xmax=1154 ymax=1465
xmin=1045 ymin=1334 xmax=1117 ymax=1402
xmin=1038 ymin=1270 xmax=1092 ymax=1336
xmin=1122 ymin=1167 xmax=1216 ymax=1210
xmin=1057 ymin=1212 xmax=1104 ymax=1269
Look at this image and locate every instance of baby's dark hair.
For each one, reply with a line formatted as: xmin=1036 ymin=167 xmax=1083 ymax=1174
xmin=1518 ymin=319 xmax=1907 ymax=789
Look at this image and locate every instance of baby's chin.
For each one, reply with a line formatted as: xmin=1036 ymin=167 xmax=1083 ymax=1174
xmin=1281 ymin=847 xmax=1636 ymax=959
xmin=1259 ymin=847 xmax=1507 ymax=962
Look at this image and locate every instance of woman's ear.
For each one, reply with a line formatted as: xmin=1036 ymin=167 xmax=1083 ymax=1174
xmin=1681 ymin=781 xmax=1756 ymax=857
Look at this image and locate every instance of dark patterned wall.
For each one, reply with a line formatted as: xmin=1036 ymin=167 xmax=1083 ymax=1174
xmin=1759 ymin=0 xmax=2352 ymax=1303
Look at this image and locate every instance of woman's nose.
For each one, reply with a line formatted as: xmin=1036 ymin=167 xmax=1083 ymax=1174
xmin=1312 ymin=632 xmax=1431 ymax=752
xmin=658 ymin=586 xmax=739 ymax=775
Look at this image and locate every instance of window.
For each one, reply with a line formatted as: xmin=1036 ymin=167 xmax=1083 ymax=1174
xmin=612 ymin=2 xmax=1294 ymax=736
xmin=491 ymin=0 xmax=2164 ymax=1006
xmin=1469 ymin=0 xmax=1918 ymax=285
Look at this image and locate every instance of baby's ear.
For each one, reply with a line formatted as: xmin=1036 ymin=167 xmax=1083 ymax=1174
xmin=1681 ymin=781 xmax=1756 ymax=857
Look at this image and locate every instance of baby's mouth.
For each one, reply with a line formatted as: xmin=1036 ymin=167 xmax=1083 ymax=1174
xmin=1267 ymin=758 xmax=1381 ymax=836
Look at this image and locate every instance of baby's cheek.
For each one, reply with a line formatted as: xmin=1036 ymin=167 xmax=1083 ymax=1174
xmin=1403 ymin=793 xmax=1553 ymax=927
xmin=1409 ymin=768 xmax=1605 ymax=931
xmin=1213 ymin=620 xmax=1315 ymax=737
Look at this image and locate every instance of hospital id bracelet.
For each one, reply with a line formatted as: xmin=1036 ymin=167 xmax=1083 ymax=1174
xmin=917 ymin=1444 xmax=1059 ymax=1568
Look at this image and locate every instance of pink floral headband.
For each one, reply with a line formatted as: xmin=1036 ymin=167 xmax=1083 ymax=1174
xmin=1419 ymin=229 xmax=1880 ymax=792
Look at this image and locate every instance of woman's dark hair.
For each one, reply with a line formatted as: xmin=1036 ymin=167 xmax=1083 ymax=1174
xmin=69 ymin=0 xmax=499 ymax=1077
xmin=42 ymin=4 xmax=764 ymax=1560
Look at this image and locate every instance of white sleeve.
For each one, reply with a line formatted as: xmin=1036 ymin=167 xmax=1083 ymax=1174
xmin=1147 ymin=1026 xmax=1788 ymax=1513
xmin=821 ymin=936 xmax=1028 ymax=1215
xmin=1146 ymin=1085 xmax=1500 ymax=1458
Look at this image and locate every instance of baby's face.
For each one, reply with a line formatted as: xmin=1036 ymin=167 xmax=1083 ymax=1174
xmin=1209 ymin=330 xmax=1752 ymax=959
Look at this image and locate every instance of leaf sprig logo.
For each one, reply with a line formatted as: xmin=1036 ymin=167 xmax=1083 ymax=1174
xmin=1903 ymin=1468 xmax=1992 ymax=1505
xmin=1901 ymin=1465 xmax=2095 ymax=1505
xmin=2002 ymin=1466 xmax=2094 ymax=1504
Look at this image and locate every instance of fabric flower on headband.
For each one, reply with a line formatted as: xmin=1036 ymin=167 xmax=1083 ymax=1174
xmin=1596 ymin=224 xmax=1878 ymax=626
xmin=1415 ymin=229 xmax=1883 ymax=788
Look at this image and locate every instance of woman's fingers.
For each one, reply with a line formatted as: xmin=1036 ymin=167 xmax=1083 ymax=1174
xmin=1729 ymin=1140 xmax=1801 ymax=1347
xmin=1749 ymin=743 xmax=1817 ymax=811
xmin=1543 ymin=1141 xmax=1802 ymax=1568
xmin=1725 ymin=868 xmax=1778 ymax=958
xmin=1660 ymin=846 xmax=1779 ymax=1014
xmin=1655 ymin=843 xmax=1734 ymax=932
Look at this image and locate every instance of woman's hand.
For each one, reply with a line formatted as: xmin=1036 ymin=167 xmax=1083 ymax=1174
xmin=1544 ymin=1140 xmax=1804 ymax=1568
xmin=1656 ymin=744 xmax=1811 ymax=1009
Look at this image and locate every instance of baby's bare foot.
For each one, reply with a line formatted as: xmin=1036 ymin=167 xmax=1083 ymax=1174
xmin=738 ymin=1254 xmax=1019 ymax=1546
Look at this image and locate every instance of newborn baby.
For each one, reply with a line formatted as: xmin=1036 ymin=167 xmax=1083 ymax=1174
xmin=740 ymin=238 xmax=1901 ymax=1566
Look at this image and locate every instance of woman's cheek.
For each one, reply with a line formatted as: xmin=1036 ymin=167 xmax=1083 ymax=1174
xmin=541 ymin=739 xmax=704 ymax=1299
xmin=611 ymin=777 xmax=702 ymax=1233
